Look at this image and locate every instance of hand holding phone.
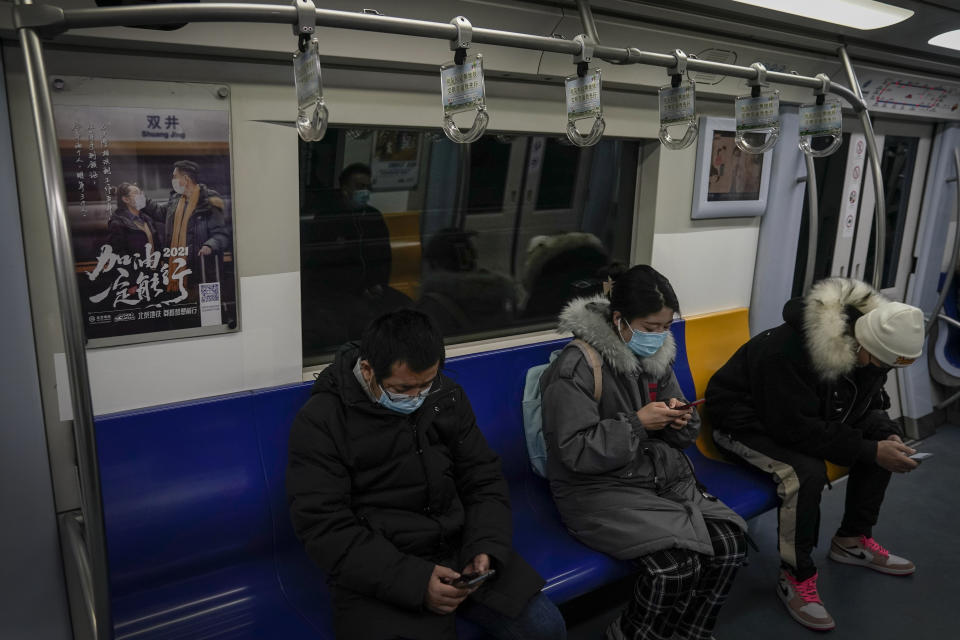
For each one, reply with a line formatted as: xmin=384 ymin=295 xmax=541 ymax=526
xmin=908 ymin=452 xmax=933 ymax=463
xmin=676 ymin=398 xmax=705 ymax=411
xmin=450 ymin=569 xmax=496 ymax=588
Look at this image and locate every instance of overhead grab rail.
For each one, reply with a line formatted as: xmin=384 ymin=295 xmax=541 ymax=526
xmin=14 ymin=3 xmax=867 ymax=110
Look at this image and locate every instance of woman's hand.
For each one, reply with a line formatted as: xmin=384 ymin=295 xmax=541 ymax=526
xmin=636 ymin=402 xmax=688 ymax=431
xmin=666 ymin=398 xmax=694 ymax=430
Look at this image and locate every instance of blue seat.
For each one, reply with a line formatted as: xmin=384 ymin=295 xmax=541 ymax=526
xmin=95 ymin=318 xmax=779 ymax=639
xmin=97 ymin=392 xmax=323 ymax=639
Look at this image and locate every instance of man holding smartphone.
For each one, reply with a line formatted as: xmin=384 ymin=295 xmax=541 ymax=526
xmin=706 ymin=278 xmax=925 ymax=632
xmin=287 ymin=309 xmax=565 ymax=639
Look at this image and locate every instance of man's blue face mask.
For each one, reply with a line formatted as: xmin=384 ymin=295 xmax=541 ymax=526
xmin=377 ymin=384 xmax=430 ymax=414
xmin=619 ymin=318 xmax=669 ymax=358
xmin=352 ymin=189 xmax=371 ymax=209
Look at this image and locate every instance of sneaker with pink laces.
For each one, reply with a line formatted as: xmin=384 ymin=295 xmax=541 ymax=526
xmin=776 ymin=569 xmax=836 ymax=631
xmin=829 ymin=535 xmax=915 ymax=575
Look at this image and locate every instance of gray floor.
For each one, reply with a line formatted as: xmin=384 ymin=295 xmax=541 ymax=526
xmin=566 ymin=424 xmax=960 ymax=639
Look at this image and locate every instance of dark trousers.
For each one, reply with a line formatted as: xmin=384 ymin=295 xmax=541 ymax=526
xmin=618 ymin=519 xmax=746 ymax=640
xmin=714 ymin=430 xmax=891 ymax=581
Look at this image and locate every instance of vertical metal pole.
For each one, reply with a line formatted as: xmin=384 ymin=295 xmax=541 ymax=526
xmin=575 ymin=0 xmax=601 ymax=43
xmin=839 ymin=46 xmax=886 ymax=290
xmin=925 ymin=150 xmax=960 ymax=335
xmin=15 ymin=1 xmax=113 ymax=638
xmin=803 ymin=153 xmax=820 ymax=295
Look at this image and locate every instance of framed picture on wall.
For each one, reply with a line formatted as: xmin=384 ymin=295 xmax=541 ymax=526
xmin=690 ymin=116 xmax=773 ymax=219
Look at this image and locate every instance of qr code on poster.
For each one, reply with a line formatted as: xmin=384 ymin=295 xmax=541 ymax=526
xmin=199 ymin=283 xmax=220 ymax=304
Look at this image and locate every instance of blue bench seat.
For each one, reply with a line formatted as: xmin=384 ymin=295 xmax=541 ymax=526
xmin=96 ymin=316 xmax=780 ymax=639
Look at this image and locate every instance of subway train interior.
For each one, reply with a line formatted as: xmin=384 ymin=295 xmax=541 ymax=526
xmin=4 ymin=0 xmax=960 ymax=638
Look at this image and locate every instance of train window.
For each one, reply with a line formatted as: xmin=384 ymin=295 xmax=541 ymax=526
xmin=465 ymin=137 xmax=512 ymax=214
xmin=535 ymin=137 xmax=579 ymax=211
xmin=864 ymin=136 xmax=920 ymax=289
xmin=299 ymin=127 xmax=643 ymax=364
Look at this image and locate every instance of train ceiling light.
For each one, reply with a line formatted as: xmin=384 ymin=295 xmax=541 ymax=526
xmin=929 ymin=30 xmax=960 ymax=52
xmin=730 ymin=0 xmax=913 ymax=30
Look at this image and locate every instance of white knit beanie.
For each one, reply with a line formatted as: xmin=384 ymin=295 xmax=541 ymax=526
xmin=854 ymin=301 xmax=924 ymax=367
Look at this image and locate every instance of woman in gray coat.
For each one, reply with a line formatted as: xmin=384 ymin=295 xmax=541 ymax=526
xmin=540 ymin=265 xmax=747 ymax=640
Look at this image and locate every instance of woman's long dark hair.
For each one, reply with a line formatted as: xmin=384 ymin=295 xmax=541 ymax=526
xmin=601 ymin=263 xmax=680 ymax=321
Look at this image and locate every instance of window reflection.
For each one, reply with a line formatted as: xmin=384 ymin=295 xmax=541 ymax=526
xmin=299 ymin=128 xmax=643 ymax=363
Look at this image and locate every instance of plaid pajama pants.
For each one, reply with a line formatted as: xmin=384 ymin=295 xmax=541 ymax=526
xmin=617 ymin=519 xmax=746 ymax=640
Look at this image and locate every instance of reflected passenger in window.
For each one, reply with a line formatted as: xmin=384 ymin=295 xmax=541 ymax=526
xmin=301 ymin=163 xmax=410 ymax=353
xmin=418 ymin=228 xmax=521 ymax=335
xmin=521 ymin=232 xmax=609 ymax=319
xmin=288 ymin=310 xmax=566 ymax=640
xmin=540 ymin=265 xmax=747 ymax=640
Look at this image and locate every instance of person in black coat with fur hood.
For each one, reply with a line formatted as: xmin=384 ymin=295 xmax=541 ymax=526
xmin=287 ymin=309 xmax=565 ymax=640
xmin=706 ymin=278 xmax=925 ymax=632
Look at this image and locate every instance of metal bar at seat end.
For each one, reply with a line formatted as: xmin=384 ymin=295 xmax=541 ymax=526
xmin=839 ymin=46 xmax=885 ymax=290
xmin=803 ymin=153 xmax=819 ymax=295
xmin=926 ymin=150 xmax=960 ymax=335
xmin=15 ymin=0 xmax=113 ymax=638
xmin=62 ymin=512 xmax=97 ymax=637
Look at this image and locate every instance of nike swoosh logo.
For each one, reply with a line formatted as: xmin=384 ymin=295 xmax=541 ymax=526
xmin=779 ymin=583 xmax=790 ymax=598
xmin=837 ymin=546 xmax=868 ymax=560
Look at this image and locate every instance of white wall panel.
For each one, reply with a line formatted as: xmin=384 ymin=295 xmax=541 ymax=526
xmin=55 ymin=271 xmax=301 ymax=418
xmin=651 ymin=227 xmax=760 ymax=316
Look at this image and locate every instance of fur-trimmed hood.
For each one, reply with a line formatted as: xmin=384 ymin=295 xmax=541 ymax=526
xmin=793 ymin=278 xmax=888 ymax=380
xmin=558 ymin=295 xmax=676 ymax=379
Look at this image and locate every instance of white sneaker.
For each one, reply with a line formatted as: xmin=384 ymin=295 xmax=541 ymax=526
xmin=829 ymin=535 xmax=915 ymax=576
xmin=776 ymin=569 xmax=836 ymax=631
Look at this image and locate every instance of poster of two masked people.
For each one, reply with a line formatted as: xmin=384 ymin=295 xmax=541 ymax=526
xmin=86 ymin=158 xmax=235 ymax=340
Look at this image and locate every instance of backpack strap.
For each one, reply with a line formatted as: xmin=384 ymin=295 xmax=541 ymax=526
xmin=570 ymin=339 xmax=603 ymax=402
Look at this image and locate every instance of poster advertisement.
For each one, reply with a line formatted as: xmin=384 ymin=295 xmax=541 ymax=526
xmin=370 ymin=130 xmax=421 ymax=191
xmin=53 ymin=93 xmax=238 ymax=346
xmin=707 ymin=130 xmax=764 ymax=202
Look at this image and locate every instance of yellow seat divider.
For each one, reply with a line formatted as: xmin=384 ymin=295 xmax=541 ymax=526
xmin=684 ymin=307 xmax=847 ymax=481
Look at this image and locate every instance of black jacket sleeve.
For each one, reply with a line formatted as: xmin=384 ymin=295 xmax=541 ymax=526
xmin=754 ymin=353 xmax=877 ymax=467
xmin=287 ymin=404 xmax=434 ymax=610
xmin=448 ymin=389 xmax=514 ymax=570
xmin=106 ymin=219 xmax=127 ymax=257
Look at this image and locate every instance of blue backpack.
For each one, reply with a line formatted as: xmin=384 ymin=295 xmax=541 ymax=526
xmin=521 ymin=339 xmax=603 ymax=477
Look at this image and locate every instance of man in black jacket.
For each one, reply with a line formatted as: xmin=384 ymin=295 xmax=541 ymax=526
xmin=287 ymin=309 xmax=564 ymax=639
xmin=706 ymin=278 xmax=924 ymax=632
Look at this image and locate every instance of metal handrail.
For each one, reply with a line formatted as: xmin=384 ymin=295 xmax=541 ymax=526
xmin=803 ymin=153 xmax=819 ymax=295
xmin=12 ymin=2 xmax=867 ymax=109
xmin=926 ymin=149 xmax=960 ymax=335
xmin=838 ymin=46 xmax=886 ymax=291
xmin=61 ymin=512 xmax=98 ymax=638
xmin=16 ymin=0 xmax=113 ymax=638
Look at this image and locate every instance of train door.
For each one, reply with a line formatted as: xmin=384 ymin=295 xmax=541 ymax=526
xmin=460 ymin=136 xmax=530 ymax=276
xmin=510 ymin=136 xmax=590 ymax=276
xmin=794 ymin=117 xmax=933 ymax=419
xmin=796 ymin=118 xmax=932 ymax=296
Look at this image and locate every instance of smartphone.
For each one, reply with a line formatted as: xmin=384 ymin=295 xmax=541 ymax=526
xmin=677 ymin=398 xmax=706 ymax=411
xmin=451 ymin=569 xmax=496 ymax=588
xmin=909 ymin=452 xmax=933 ymax=463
